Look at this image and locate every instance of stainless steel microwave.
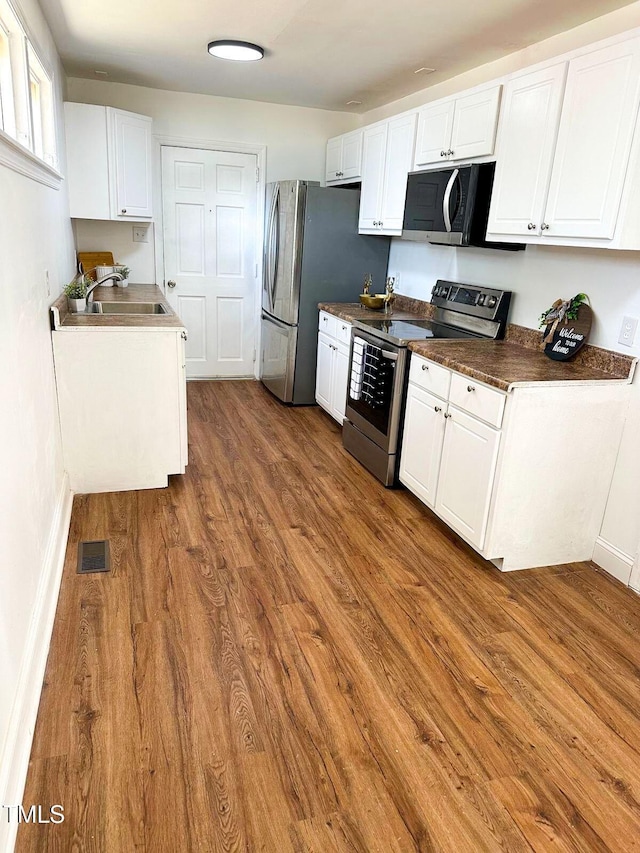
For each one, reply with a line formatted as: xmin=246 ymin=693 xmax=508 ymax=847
xmin=402 ymin=162 xmax=524 ymax=251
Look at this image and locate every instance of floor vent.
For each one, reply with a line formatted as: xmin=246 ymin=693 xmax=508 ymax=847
xmin=77 ymin=540 xmax=111 ymax=574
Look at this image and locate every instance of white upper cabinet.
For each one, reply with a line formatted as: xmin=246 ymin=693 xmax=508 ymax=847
xmin=64 ymin=102 xmax=153 ymax=221
xmin=359 ymin=112 xmax=417 ymax=236
xmin=414 ymin=85 xmax=501 ymax=168
xmin=110 ymin=108 xmax=154 ymax=219
xmin=544 ymin=39 xmax=640 ymax=239
xmin=487 ymin=63 xmax=568 ymax=238
xmin=325 ymin=129 xmax=363 ymax=184
xmin=487 ymin=35 xmax=640 ymax=247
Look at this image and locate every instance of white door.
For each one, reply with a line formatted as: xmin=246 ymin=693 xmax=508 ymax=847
xmin=399 ymin=385 xmax=447 ymax=508
xmin=162 ymin=146 xmax=258 ymax=378
xmin=326 ymin=136 xmax=343 ymax=182
xmin=109 ymin=108 xmax=153 ymax=219
xmin=543 ymin=38 xmax=640 ymax=239
xmin=414 ymin=99 xmax=455 ymax=167
xmin=359 ymin=123 xmax=387 ymax=231
xmin=315 ymin=332 xmax=334 ymax=414
xmin=435 ymin=406 xmax=500 ymax=550
xmin=379 ymin=112 xmax=417 ymax=233
xmin=330 ymin=340 xmax=350 ymax=424
xmin=341 ymin=130 xmax=363 ymax=180
xmin=449 ymin=85 xmax=502 ymax=161
xmin=486 ymin=63 xmax=567 ymax=238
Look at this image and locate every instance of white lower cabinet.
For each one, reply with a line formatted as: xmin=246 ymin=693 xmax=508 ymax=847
xmin=53 ymin=329 xmax=188 ymax=493
xmin=315 ymin=312 xmax=351 ymax=424
xmin=400 ymin=354 xmax=630 ymax=571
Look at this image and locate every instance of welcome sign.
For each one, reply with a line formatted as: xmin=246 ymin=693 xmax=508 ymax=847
xmin=539 ymin=295 xmax=592 ymax=362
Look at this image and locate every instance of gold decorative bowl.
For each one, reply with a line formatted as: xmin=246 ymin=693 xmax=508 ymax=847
xmin=359 ymin=293 xmax=385 ymax=310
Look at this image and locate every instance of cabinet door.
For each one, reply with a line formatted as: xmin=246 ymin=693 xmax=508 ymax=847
xmin=379 ymin=113 xmax=417 ymax=233
xmin=450 ymin=85 xmax=501 ymax=161
xmin=315 ymin=332 xmax=334 ymax=414
xmin=399 ymin=385 xmax=446 ymax=508
xmin=109 ymin=108 xmax=153 ymax=219
xmin=544 ymin=38 xmax=640 ymax=239
xmin=341 ymin=130 xmax=363 ymax=180
xmin=414 ymin=99 xmax=455 ymax=167
xmin=435 ymin=406 xmax=500 ymax=550
xmin=359 ymin=123 xmax=388 ymax=231
xmin=64 ymin=103 xmax=111 ymax=220
xmin=330 ymin=340 xmax=350 ymax=424
xmin=326 ymin=136 xmax=343 ymax=182
xmin=486 ymin=63 xmax=567 ymax=238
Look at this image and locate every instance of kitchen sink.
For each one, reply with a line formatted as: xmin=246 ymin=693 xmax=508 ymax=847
xmin=89 ymin=302 xmax=168 ymax=315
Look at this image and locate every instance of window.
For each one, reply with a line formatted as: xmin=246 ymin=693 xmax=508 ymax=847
xmin=0 ymin=0 xmax=57 ymax=172
xmin=27 ymin=42 xmax=55 ymax=166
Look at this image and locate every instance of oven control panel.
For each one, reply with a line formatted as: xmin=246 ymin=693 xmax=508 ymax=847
xmin=431 ymin=281 xmax=510 ymax=323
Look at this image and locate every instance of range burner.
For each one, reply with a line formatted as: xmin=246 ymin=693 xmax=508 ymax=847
xmin=352 ymin=316 xmax=480 ymax=345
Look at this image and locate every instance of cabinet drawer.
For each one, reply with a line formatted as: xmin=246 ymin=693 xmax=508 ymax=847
xmin=336 ymin=319 xmax=352 ymax=345
xmin=449 ymin=372 xmax=506 ymax=428
xmin=408 ymin=355 xmax=451 ymax=400
xmin=318 ymin=311 xmax=337 ymax=338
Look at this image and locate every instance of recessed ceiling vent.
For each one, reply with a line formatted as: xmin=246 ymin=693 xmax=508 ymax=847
xmin=77 ymin=540 xmax=111 ymax=574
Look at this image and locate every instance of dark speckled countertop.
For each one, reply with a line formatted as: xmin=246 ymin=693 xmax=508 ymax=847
xmin=319 ymin=298 xmax=636 ymax=391
xmin=408 ymin=339 xmax=635 ymax=391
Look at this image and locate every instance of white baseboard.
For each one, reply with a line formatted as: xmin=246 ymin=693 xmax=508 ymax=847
xmin=592 ymin=536 xmax=634 ymax=586
xmin=0 ymin=474 xmax=73 ymax=853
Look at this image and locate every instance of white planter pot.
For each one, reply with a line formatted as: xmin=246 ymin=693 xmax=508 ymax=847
xmin=119 ymin=278 xmax=129 ymax=288
xmin=68 ymin=297 xmax=87 ymax=313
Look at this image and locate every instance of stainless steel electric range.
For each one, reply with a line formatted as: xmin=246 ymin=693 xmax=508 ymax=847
xmin=342 ymin=281 xmax=512 ymax=486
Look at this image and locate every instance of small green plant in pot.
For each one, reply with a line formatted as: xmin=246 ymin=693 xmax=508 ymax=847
xmin=64 ymin=275 xmax=90 ymax=313
xmin=116 ymin=265 xmax=131 ymax=287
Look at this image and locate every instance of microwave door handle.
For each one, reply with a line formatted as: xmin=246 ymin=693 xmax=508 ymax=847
xmin=442 ymin=168 xmax=459 ymax=233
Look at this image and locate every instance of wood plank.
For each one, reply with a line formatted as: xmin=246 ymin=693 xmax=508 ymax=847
xmin=16 ymin=380 xmax=640 ymax=852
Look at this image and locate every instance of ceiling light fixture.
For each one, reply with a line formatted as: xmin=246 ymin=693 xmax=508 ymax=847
xmin=414 ymin=67 xmax=436 ymax=75
xmin=207 ymin=40 xmax=264 ymax=61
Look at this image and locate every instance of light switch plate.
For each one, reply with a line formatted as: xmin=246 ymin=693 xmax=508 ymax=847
xmin=132 ymin=226 xmax=149 ymax=243
xmin=618 ymin=316 xmax=638 ymax=347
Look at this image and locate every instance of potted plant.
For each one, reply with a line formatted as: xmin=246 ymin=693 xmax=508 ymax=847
xmin=64 ymin=275 xmax=90 ymax=313
xmin=116 ymin=265 xmax=131 ymax=287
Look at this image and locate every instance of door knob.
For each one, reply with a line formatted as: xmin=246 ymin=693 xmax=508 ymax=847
xmin=541 ymin=223 xmax=550 ymax=231
xmin=434 ymin=406 xmax=442 ymax=413
xmin=121 ymin=209 xmax=127 ymax=214
xmin=167 ymin=280 xmax=177 ymax=288
xmin=527 ymin=223 xmax=536 ymax=230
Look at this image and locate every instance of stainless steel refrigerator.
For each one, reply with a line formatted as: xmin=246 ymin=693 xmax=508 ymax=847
xmin=260 ymin=180 xmax=390 ymax=404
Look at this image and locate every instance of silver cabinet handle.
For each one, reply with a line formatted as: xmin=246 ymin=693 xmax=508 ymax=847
xmin=440 ymin=150 xmax=446 ymax=157
xmin=434 ymin=406 xmax=442 ymax=413
xmin=121 ymin=209 xmax=127 ymax=214
xmin=181 ymin=330 xmax=188 ymax=340
xmin=447 ymin=149 xmax=454 ymax=156
xmin=541 ymin=223 xmax=550 ymax=231
xmin=167 ymin=280 xmax=176 ymax=288
xmin=527 ymin=223 xmax=536 ymax=230
xmin=342 ymin=325 xmax=347 ymax=331
xmin=421 ymin=364 xmax=429 ymax=371
xmin=444 ymin=412 xmax=452 ymax=419
xmin=467 ymin=385 xmax=475 ymax=392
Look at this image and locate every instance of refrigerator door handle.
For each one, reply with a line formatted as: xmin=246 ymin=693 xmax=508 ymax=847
xmin=270 ymin=185 xmax=281 ymax=312
xmin=264 ymin=185 xmax=278 ymax=312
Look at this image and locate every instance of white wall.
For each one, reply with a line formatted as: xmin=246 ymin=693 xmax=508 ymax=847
xmin=66 ymin=78 xmax=360 ymax=283
xmin=360 ymin=2 xmax=640 ymax=125
xmin=0 ymin=0 xmax=75 ymax=840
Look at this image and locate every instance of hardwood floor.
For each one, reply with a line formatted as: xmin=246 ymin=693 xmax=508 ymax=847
xmin=17 ymin=380 xmax=640 ymax=852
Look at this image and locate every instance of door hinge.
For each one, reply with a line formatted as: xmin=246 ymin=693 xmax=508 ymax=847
xmin=255 ymin=262 xmax=258 ymax=278
xmin=256 ymin=166 xmax=260 ymax=184
xmin=253 ymin=348 xmax=257 ymax=363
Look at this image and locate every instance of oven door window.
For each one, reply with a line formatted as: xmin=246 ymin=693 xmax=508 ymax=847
xmin=348 ymin=340 xmax=396 ymax=436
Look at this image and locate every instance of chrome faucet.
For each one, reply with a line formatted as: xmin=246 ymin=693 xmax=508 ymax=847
xmin=86 ymin=271 xmax=125 ymax=301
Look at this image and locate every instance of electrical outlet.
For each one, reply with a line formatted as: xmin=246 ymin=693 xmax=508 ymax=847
xmin=44 ymin=269 xmax=50 ymax=297
xmin=132 ymin=225 xmax=149 ymax=243
xmin=618 ymin=315 xmax=638 ymax=347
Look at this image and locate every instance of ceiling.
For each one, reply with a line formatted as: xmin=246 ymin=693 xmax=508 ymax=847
xmin=40 ymin=0 xmax=636 ymax=112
